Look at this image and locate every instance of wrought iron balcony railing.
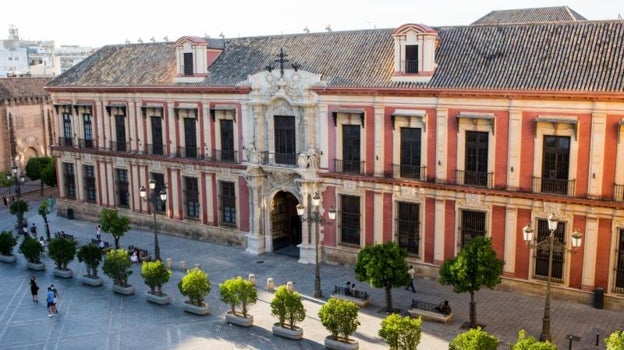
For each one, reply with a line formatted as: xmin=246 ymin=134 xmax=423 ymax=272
xmin=334 ymin=159 xmax=366 ymax=175
xmin=393 ymin=164 xmax=426 ymax=181
xmin=532 ymin=177 xmax=575 ymax=196
xmin=456 ymin=170 xmax=494 ymax=188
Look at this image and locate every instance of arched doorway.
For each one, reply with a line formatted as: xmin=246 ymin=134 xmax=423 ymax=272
xmin=271 ymin=191 xmax=301 ymax=256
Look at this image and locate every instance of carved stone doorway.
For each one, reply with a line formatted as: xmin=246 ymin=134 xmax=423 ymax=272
xmin=271 ymin=191 xmax=301 ymax=257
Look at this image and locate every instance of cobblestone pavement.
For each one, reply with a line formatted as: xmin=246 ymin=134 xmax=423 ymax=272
xmin=0 ymin=192 xmax=622 ymax=349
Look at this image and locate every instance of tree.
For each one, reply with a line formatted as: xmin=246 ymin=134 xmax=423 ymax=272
xmin=9 ymin=199 xmax=29 ymax=231
xmin=354 ymin=241 xmax=411 ymax=312
xmin=318 ymin=298 xmax=360 ymax=343
xmin=48 ymin=237 xmax=77 ymax=270
xmin=0 ymin=231 xmax=18 ymax=256
xmin=141 ymin=260 xmax=172 ymax=296
xmin=438 ymin=237 xmax=504 ymax=328
xmin=510 ymin=330 xmax=557 ymax=350
xmin=178 ymin=267 xmax=211 ymax=306
xmin=219 ymin=276 xmax=258 ymax=318
xmin=270 ymin=285 xmax=306 ymax=330
xmin=19 ymin=236 xmax=44 ymax=263
xmin=40 ymin=158 xmax=57 ymax=188
xmin=605 ymin=330 xmax=624 ymax=350
xmin=25 ymin=157 xmax=52 ymax=195
xmin=38 ymin=200 xmax=52 ymax=241
xmin=379 ymin=313 xmax=422 ymax=350
xmin=449 ymin=327 xmax=499 ymax=350
xmin=77 ymin=244 xmax=103 ymax=277
xmin=99 ymin=208 xmax=130 ymax=249
xmin=102 ymin=249 xmax=133 ymax=286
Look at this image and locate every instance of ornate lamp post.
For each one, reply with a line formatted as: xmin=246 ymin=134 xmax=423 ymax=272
xmin=522 ymin=213 xmax=582 ymax=342
xmin=12 ymin=165 xmax=25 ymax=199
xmin=140 ymin=179 xmax=167 ymax=261
xmin=297 ymin=192 xmax=335 ymax=298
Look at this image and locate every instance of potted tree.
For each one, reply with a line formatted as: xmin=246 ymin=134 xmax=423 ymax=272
xmin=9 ymin=199 xmax=29 ymax=232
xmin=318 ymin=298 xmax=361 ymax=350
xmin=142 ymin=260 xmax=172 ymax=305
xmin=99 ymin=208 xmax=130 ymax=249
xmin=48 ymin=237 xmax=77 ymax=278
xmin=19 ymin=236 xmax=44 ymax=270
xmin=178 ymin=267 xmax=211 ymax=315
xmin=0 ymin=230 xmax=18 ymax=263
xmin=449 ymin=327 xmax=499 ymax=350
xmin=219 ymin=276 xmax=258 ymax=327
xmin=379 ymin=313 xmax=423 ymax=350
xmin=77 ymin=243 xmax=104 ymax=287
xmin=102 ymin=249 xmax=134 ymax=295
xmin=270 ymin=285 xmax=306 ymax=340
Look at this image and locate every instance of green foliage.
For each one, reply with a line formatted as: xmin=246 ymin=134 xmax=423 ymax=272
xmin=99 ymin=208 xmax=130 ymax=249
xmin=0 ymin=170 xmax=12 ymax=187
xmin=510 ymin=330 xmax=557 ymax=350
xmin=0 ymin=231 xmax=18 ymax=256
xmin=219 ymin=276 xmax=258 ymax=318
xmin=318 ymin=298 xmax=360 ymax=342
xmin=439 ymin=237 xmax=504 ymax=327
xmin=141 ymin=260 xmax=172 ymax=295
xmin=9 ymin=199 xmax=29 ymax=229
xmin=38 ymin=200 xmax=52 ymax=240
xmin=102 ymin=249 xmax=133 ymax=286
xmin=606 ymin=330 xmax=624 ymax=350
xmin=41 ymin=158 xmax=57 ymax=187
xmin=77 ymin=244 xmax=103 ymax=277
xmin=379 ymin=313 xmax=422 ymax=350
xmin=26 ymin=157 xmax=53 ymax=194
xmin=18 ymin=236 xmax=44 ymax=263
xmin=449 ymin=327 xmax=499 ymax=350
xmin=270 ymin=285 xmax=306 ymax=329
xmin=178 ymin=267 xmax=211 ymax=306
xmin=354 ymin=241 xmax=410 ymax=312
xmin=48 ymin=237 xmax=77 ymax=269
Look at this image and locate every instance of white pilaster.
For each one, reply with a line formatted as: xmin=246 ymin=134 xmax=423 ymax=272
xmin=581 ymin=218 xmax=598 ymax=288
xmin=435 ymin=108 xmax=448 ymax=183
xmin=503 ymin=207 xmax=517 ymax=274
xmin=588 ymin=113 xmax=606 ymax=198
xmin=434 ymin=199 xmax=445 ymax=262
xmin=507 ymin=109 xmax=522 ymax=190
xmin=374 ymin=192 xmax=383 ymax=244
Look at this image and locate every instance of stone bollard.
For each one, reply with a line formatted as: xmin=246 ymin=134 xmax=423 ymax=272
xmin=248 ymin=273 xmax=256 ymax=286
xmin=194 ymin=263 xmax=201 ymax=270
xmin=287 ymin=281 xmax=295 ymax=292
xmin=267 ymin=277 xmax=275 ymax=292
xmin=166 ymin=258 xmax=173 ymax=269
xmin=179 ymin=260 xmax=187 ymax=272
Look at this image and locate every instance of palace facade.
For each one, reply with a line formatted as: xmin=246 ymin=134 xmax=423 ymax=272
xmin=46 ymin=7 xmax=624 ymax=307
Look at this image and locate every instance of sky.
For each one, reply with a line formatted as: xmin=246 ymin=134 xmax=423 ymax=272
xmin=3 ymin=0 xmax=623 ymax=48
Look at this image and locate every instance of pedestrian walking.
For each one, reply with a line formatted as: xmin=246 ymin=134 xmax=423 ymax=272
xmin=30 ymin=223 xmax=37 ymax=237
xmin=29 ymin=275 xmax=39 ymax=303
xmin=46 ymin=287 xmax=55 ymax=317
xmin=2 ymin=194 xmax=7 ymax=206
xmin=50 ymin=284 xmax=59 ymax=314
xmin=96 ymin=225 xmax=101 ymax=241
xmin=405 ymin=265 xmax=416 ymax=293
xmin=39 ymin=237 xmax=46 ymax=251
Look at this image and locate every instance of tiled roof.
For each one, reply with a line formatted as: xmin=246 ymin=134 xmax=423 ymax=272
xmin=48 ymin=18 xmax=624 ymax=93
xmin=472 ymin=6 xmax=586 ymax=25
xmin=0 ymin=77 xmax=51 ymax=99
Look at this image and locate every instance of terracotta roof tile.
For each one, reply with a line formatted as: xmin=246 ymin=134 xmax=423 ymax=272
xmin=0 ymin=77 xmax=50 ymax=99
xmin=472 ymin=6 xmax=586 ymax=25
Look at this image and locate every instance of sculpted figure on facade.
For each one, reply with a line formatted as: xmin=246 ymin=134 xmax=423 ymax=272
xmin=307 ymin=147 xmax=320 ymax=169
xmin=245 ymin=143 xmax=260 ymax=164
xmin=297 ymin=152 xmax=309 ymax=169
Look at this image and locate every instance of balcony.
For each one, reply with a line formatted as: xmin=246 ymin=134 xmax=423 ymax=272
xmin=57 ymin=136 xmax=73 ymax=147
xmin=109 ymin=140 xmax=130 ymax=152
xmin=177 ymin=146 xmax=201 ymax=160
xmin=257 ymin=152 xmax=296 ymax=167
xmin=215 ymin=149 xmax=238 ymax=163
xmin=614 ymin=184 xmax=624 ymax=202
xmin=404 ymin=59 xmax=419 ymax=74
xmin=334 ymin=159 xmax=366 ymax=175
xmin=393 ymin=164 xmax=426 ymax=181
xmin=456 ymin=170 xmax=493 ymax=188
xmin=532 ymin=177 xmax=575 ymax=196
xmin=78 ymin=138 xmax=95 ymax=149
xmin=146 ymin=143 xmax=165 ymax=156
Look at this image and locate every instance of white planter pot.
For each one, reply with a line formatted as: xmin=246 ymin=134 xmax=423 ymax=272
xmin=26 ymin=261 xmax=45 ymax=271
xmin=225 ymin=312 xmax=254 ymax=327
xmin=53 ymin=268 xmax=73 ymax=279
xmin=324 ymin=336 xmax=359 ymax=350
xmin=0 ymin=254 xmax=17 ymax=263
xmin=80 ymin=275 xmax=103 ymax=287
xmin=112 ymin=284 xmax=135 ymax=295
xmin=182 ymin=301 xmax=210 ymax=315
xmin=146 ymin=291 xmax=170 ymax=305
xmin=272 ymin=323 xmax=304 ymax=340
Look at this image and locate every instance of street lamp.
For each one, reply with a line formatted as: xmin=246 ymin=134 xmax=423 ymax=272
xmin=297 ymin=192 xmax=336 ymax=298
xmin=522 ymin=213 xmax=582 ymax=342
xmin=140 ymin=179 xmax=167 ymax=261
xmin=11 ymin=165 xmax=25 ymax=199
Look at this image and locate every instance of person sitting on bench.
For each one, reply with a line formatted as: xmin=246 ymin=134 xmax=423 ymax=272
xmin=435 ymin=300 xmax=452 ymax=315
xmin=344 ymin=281 xmax=352 ymax=296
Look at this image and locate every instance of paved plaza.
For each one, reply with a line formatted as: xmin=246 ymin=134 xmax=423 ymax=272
xmin=0 ymin=190 xmax=622 ymax=349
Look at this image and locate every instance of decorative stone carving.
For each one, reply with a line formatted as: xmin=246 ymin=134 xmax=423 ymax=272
xmin=297 ymin=152 xmax=309 ymax=168
xmin=465 ymin=193 xmax=482 ymax=207
xmin=543 ymin=202 xmax=561 ymax=216
xmin=307 ymin=147 xmax=320 ymax=169
xmin=245 ymin=143 xmax=260 ymax=164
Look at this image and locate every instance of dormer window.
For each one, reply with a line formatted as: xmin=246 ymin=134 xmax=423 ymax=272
xmin=174 ymin=36 xmax=209 ymax=83
xmin=391 ymin=24 xmax=439 ymax=83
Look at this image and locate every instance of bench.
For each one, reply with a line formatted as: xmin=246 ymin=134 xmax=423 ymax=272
xmin=55 ymin=232 xmax=78 ymax=244
xmin=128 ymin=246 xmax=151 ymax=262
xmin=330 ymin=285 xmax=371 ymax=307
xmin=407 ymin=299 xmax=453 ymax=324
xmin=91 ymin=239 xmax=111 ymax=252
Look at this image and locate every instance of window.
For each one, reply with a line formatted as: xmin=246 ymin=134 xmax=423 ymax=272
xmin=82 ymin=114 xmax=93 ymax=148
xmin=274 ymin=115 xmax=296 ymax=165
xmin=184 ymin=177 xmax=200 ymax=219
xmin=464 ymin=131 xmax=489 ymax=186
xmin=183 ymin=52 xmax=194 ymax=76
xmin=340 ymin=195 xmax=360 ymax=245
xmin=183 ymin=118 xmax=197 ymax=158
xmin=405 ymin=45 xmax=418 ymax=73
xmin=220 ymin=181 xmax=236 ymax=227
xmin=115 ymin=169 xmax=129 ymax=208
xmin=115 ymin=115 xmax=126 ymax=152
xmin=150 ymin=173 xmax=166 ymax=213
xmin=400 ymin=127 xmax=422 ymax=179
xmin=151 ymin=116 xmax=164 ymax=155
xmin=342 ymin=125 xmax=361 ymax=173
xmin=460 ymin=210 xmax=486 ymax=247
xmin=219 ymin=119 xmax=235 ymax=162
xmin=541 ymin=136 xmax=570 ymax=194
xmin=534 ymin=219 xmax=566 ymax=282
xmin=62 ymin=114 xmax=72 ymax=146
xmin=83 ymin=165 xmax=96 ymax=203
xmin=397 ymin=202 xmax=420 ymax=255
xmin=615 ymin=229 xmax=624 ymax=293
xmin=63 ymin=163 xmax=76 ymax=199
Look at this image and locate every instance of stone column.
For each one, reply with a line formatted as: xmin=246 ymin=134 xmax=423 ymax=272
xmin=245 ymin=167 xmax=266 ymax=255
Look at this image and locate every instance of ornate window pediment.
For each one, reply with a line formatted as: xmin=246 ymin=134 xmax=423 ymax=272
xmin=391 ymin=23 xmax=439 ymax=84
